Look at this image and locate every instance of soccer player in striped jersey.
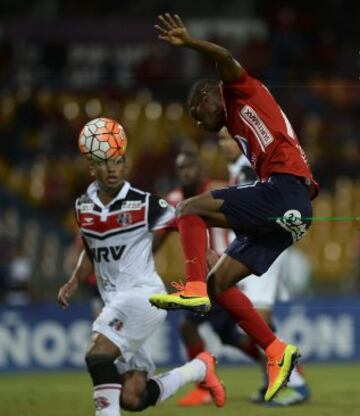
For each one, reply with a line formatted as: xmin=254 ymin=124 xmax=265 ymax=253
xmin=149 ymin=13 xmax=318 ymax=402
xmin=58 ymin=138 xmax=225 ymax=415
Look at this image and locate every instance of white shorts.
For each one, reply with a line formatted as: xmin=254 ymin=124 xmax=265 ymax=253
xmin=93 ymin=289 xmax=167 ymax=376
xmin=237 ymin=249 xmax=290 ymax=310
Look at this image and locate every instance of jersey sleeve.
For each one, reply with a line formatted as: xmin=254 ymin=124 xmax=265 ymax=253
xmin=221 ymin=70 xmax=258 ymax=99
xmin=148 ymin=194 xmax=177 ymax=231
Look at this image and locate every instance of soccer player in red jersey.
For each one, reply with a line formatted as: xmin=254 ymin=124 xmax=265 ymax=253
xmin=149 ymin=14 xmax=319 ymax=402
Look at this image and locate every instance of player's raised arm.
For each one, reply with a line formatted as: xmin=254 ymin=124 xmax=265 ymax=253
xmin=155 ymin=13 xmax=243 ymax=83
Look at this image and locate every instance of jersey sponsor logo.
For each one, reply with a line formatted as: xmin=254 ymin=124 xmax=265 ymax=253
xmin=77 ymin=206 xmax=146 ymax=239
xmin=118 ymin=212 xmax=132 ymax=226
xmin=80 ymin=203 xmax=94 ymax=213
xmin=121 ymin=200 xmax=143 ymax=210
xmin=240 ymin=105 xmax=274 ymax=150
xmin=82 ymin=217 xmax=94 ymax=226
xmin=90 ymin=245 xmax=126 ymax=262
xmin=276 ymin=209 xmax=308 ymax=242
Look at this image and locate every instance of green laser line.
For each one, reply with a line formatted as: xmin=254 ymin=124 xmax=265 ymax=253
xmin=268 ymin=216 xmax=360 ymax=221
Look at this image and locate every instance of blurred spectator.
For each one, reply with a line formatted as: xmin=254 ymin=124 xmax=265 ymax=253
xmin=3 ymin=242 xmax=35 ymax=305
xmin=0 ymin=3 xmax=359 ymax=291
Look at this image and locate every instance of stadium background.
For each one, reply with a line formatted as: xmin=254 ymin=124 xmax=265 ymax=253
xmin=0 ymin=1 xmax=359 ymax=415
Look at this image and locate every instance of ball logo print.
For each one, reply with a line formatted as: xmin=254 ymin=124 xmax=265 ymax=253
xmin=78 ymin=117 xmax=127 ymax=162
xmin=276 ymin=209 xmax=308 ymax=242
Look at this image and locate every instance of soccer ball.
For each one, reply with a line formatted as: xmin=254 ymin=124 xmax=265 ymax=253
xmin=78 ymin=117 xmax=127 ymax=162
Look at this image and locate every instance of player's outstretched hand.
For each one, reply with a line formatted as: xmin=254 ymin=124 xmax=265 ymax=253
xmin=155 ymin=13 xmax=191 ymax=46
xmin=58 ymin=278 xmax=78 ymax=309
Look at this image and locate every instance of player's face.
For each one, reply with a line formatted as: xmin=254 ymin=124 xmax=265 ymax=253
xmin=190 ymin=87 xmax=225 ymax=132
xmin=91 ymin=157 xmax=127 ymax=192
xmin=218 ymin=134 xmax=242 ymax=163
xmin=176 ymin=156 xmax=201 ymax=187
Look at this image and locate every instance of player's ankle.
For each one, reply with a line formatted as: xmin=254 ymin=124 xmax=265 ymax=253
xmin=185 ymin=281 xmax=208 ymax=296
xmin=265 ymin=338 xmax=286 ymax=358
xmin=186 ymin=281 xmax=207 ymax=289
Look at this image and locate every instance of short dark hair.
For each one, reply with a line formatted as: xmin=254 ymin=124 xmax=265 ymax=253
xmin=187 ymin=79 xmax=220 ymax=108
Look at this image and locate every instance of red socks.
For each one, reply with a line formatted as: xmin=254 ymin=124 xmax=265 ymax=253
xmin=177 ymin=215 xmax=207 ymax=283
xmin=216 ymin=287 xmax=276 ymax=351
xmin=176 ymin=215 xmax=277 ymax=353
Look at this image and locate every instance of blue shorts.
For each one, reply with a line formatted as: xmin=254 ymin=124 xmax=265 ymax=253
xmin=211 ymin=174 xmax=313 ymax=275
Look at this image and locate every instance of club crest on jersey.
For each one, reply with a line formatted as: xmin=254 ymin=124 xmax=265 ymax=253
xmin=118 ymin=212 xmax=132 ymax=226
xmin=121 ymin=200 xmax=142 ymax=210
xmin=109 ymin=318 xmax=124 ymax=331
xmin=80 ymin=203 xmax=94 ymax=213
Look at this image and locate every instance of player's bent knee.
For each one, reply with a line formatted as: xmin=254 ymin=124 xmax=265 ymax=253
xmin=207 ymin=272 xmax=227 ymax=299
xmin=121 ymin=379 xmax=160 ymax=412
xmin=120 ymin=391 xmax=143 ymax=412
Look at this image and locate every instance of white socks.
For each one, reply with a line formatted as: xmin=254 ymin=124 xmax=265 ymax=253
xmin=93 ymin=384 xmax=121 ymax=416
xmin=151 ymin=358 xmax=206 ymax=404
xmin=288 ymin=366 xmax=305 ymax=388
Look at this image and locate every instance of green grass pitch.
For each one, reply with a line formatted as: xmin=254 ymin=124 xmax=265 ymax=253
xmin=0 ymin=364 xmax=359 ymax=416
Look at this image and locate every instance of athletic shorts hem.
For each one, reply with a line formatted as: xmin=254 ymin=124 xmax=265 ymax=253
xmin=225 ymin=251 xmax=263 ymax=276
xmin=92 ymin=324 xmax=134 ymax=363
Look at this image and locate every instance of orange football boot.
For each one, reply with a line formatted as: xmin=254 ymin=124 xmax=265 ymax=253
xmin=264 ymin=339 xmax=301 ymax=402
xmin=177 ymin=385 xmax=212 ymax=407
xmin=197 ymin=351 xmax=226 ymax=408
xmin=149 ymin=281 xmax=211 ymax=314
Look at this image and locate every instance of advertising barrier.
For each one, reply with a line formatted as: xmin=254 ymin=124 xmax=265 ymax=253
xmin=0 ymin=298 xmax=359 ymax=372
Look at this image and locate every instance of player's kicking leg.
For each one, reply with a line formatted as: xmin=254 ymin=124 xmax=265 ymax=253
xmin=120 ymin=351 xmax=226 ymax=411
xmin=254 ymin=368 xmax=310 ymax=406
xmin=149 ymin=193 xmax=228 ymax=314
xmin=149 ymin=279 xmax=211 ymax=315
xmin=208 ymin=254 xmax=300 ymax=401
xmin=86 ymin=336 xmax=225 ymax=415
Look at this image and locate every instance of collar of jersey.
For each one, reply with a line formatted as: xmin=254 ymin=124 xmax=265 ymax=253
xmin=86 ymin=180 xmax=131 ymax=208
